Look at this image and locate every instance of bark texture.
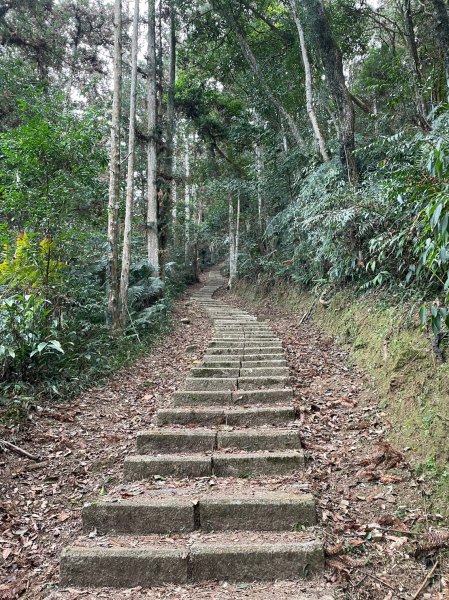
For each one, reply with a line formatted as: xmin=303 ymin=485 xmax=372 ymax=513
xmin=107 ymin=0 xmax=122 ymax=329
xmin=289 ymin=0 xmax=329 ymax=162
xmin=118 ymin=0 xmax=139 ymax=330
xmin=302 ymin=0 xmax=358 ymax=184
xmin=430 ymin=0 xmax=449 ymax=99
xmin=146 ymin=0 xmax=159 ymax=274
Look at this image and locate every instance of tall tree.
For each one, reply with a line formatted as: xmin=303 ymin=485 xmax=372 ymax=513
xmin=430 ymin=0 xmax=449 ymax=99
xmin=118 ymin=0 xmax=139 ymax=330
xmin=159 ymin=0 xmax=176 ymax=275
xmin=288 ymin=0 xmax=329 ymax=161
xmin=302 ymin=0 xmax=358 ymax=184
xmin=107 ymin=0 xmax=122 ymax=329
xmin=147 ymin=0 xmax=159 ymax=273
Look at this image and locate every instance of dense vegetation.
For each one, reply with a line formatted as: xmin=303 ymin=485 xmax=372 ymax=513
xmin=2 ymin=0 xmax=449 ymax=417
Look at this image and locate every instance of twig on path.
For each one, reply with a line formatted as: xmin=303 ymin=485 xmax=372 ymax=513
xmin=412 ymin=561 xmax=439 ymax=599
xmin=0 ymin=439 xmax=40 ymax=461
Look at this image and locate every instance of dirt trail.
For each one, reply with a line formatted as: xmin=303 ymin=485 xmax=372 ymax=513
xmin=0 ymin=274 xmax=447 ymax=599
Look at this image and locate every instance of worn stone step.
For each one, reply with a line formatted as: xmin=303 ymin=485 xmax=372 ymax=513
xmin=217 ymin=429 xmax=300 ymax=451
xmin=238 ymin=376 xmax=288 ymax=390
xmin=136 ymin=429 xmax=216 ymax=453
xmin=190 ymin=367 xmax=240 ymax=378
xmin=232 ymin=388 xmax=294 ymax=404
xmin=201 ymin=359 xmax=241 ymax=368
xmin=156 ymin=406 xmax=296 ymax=426
xmin=199 ymin=494 xmax=315 ymax=530
xmin=124 ymin=455 xmax=211 ymax=480
xmin=203 ymin=354 xmax=243 ymax=363
xmin=82 ymin=493 xmax=316 ymax=535
xmin=242 ymin=359 xmax=287 ymax=368
xmin=240 ymin=367 xmax=289 ymax=377
xmin=210 ymin=340 xmax=249 ymax=347
xmin=212 ymin=451 xmax=304 ymax=477
xmin=206 ymin=347 xmax=245 ymax=355
xmin=60 ymin=546 xmax=188 ymax=587
xmin=137 ymin=427 xmax=300 ymax=452
xmin=172 ymin=390 xmax=232 ymax=406
xmin=243 ymin=353 xmax=285 ymax=361
xmin=243 ymin=347 xmax=283 ymax=355
xmin=184 ymin=377 xmax=236 ymax=391
xmin=83 ymin=497 xmax=195 ymax=534
xmin=60 ymin=535 xmax=323 ymax=587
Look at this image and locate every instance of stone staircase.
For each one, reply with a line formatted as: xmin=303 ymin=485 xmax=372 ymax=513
xmin=60 ymin=269 xmax=325 ymax=590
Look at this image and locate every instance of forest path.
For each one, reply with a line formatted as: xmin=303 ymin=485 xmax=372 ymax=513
xmin=1 ymin=271 xmax=445 ymax=600
xmin=58 ymin=267 xmax=332 ymax=599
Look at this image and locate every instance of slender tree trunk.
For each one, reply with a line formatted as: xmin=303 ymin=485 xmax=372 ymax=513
xmin=255 ymin=143 xmax=265 ymax=254
xmin=228 ymin=193 xmax=235 ymax=289
xmin=107 ymin=0 xmax=122 ymax=329
xmin=289 ymin=0 xmax=329 ymax=161
xmin=118 ymin=0 xmax=139 ymax=330
xmin=212 ymin=0 xmax=304 ymax=148
xmin=401 ymin=0 xmax=431 ymax=130
xmin=430 ymin=0 xmax=449 ymax=99
xmin=302 ymin=0 xmax=358 ymax=185
xmin=184 ymin=133 xmax=190 ymax=265
xmin=147 ymin=0 xmax=159 ymax=274
xmin=159 ymin=0 xmax=176 ymax=277
xmin=192 ymin=184 xmax=201 ymax=282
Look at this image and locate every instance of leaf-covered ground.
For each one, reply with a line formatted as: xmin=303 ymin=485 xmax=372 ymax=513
xmin=1 ymin=278 xmax=448 ymax=600
xmin=0 ymin=283 xmax=212 ymax=600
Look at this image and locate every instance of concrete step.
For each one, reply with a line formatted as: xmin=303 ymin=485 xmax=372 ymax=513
xmin=242 ymin=359 xmax=287 ymax=367
xmin=213 ymin=450 xmax=304 ymax=477
xmin=136 ymin=427 xmax=300 ymax=453
xmin=172 ymin=388 xmax=294 ymax=406
xmin=200 ymin=359 xmax=241 ymax=368
xmin=124 ymin=455 xmax=211 ymax=480
xmin=124 ymin=450 xmax=304 ymax=481
xmin=238 ymin=376 xmax=288 ymax=390
xmin=60 ymin=534 xmax=323 ymax=587
xmin=206 ymin=347 xmax=244 ymax=355
xmin=136 ymin=429 xmax=216 ymax=453
xmin=217 ymin=428 xmax=300 ymax=451
xmin=190 ymin=367 xmax=240 ymax=378
xmin=184 ymin=377 xmax=236 ymax=391
xmin=243 ymin=347 xmax=284 ymax=354
xmin=172 ymin=390 xmax=232 ymax=406
xmin=232 ymin=388 xmax=294 ymax=404
xmin=156 ymin=405 xmax=296 ymax=426
xmin=243 ymin=353 xmax=285 ymax=361
xmin=240 ymin=367 xmax=289 ymax=377
xmin=82 ymin=493 xmax=316 ymax=535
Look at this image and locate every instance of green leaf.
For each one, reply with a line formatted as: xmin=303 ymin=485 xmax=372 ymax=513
xmin=419 ymin=305 xmax=427 ymax=326
xmin=48 ymin=340 xmax=64 ymax=353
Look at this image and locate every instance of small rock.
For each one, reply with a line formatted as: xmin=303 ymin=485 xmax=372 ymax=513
xmin=186 ymin=344 xmax=198 ymax=352
xmin=180 ymin=317 xmax=190 ymax=324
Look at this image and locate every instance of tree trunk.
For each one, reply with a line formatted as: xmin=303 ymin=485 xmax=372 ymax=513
xmin=159 ymin=0 xmax=176 ymax=277
xmin=118 ymin=0 xmax=139 ymax=330
xmin=107 ymin=0 xmax=122 ymax=330
xmin=184 ymin=132 xmax=191 ymax=265
xmin=302 ymin=0 xmax=358 ymax=185
xmin=289 ymin=0 xmax=330 ymax=162
xmin=228 ymin=193 xmax=236 ymax=289
xmin=401 ymin=0 xmax=431 ymax=130
xmin=147 ymin=0 xmax=159 ymax=274
xmin=430 ymin=0 xmax=449 ymax=99
xmin=192 ymin=184 xmax=201 ymax=282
